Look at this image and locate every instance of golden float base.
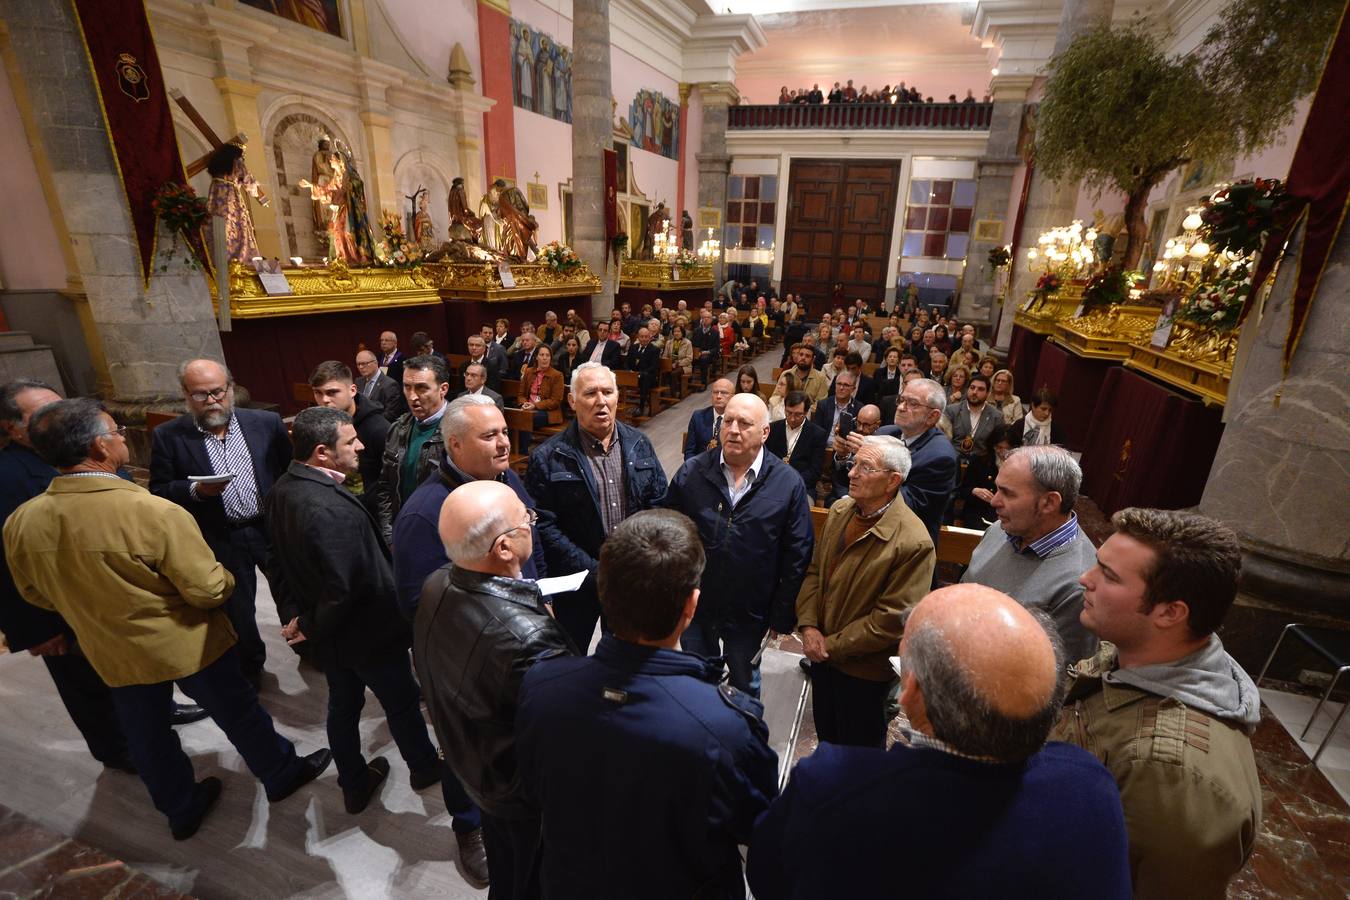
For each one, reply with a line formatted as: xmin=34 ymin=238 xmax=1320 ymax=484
xmin=1012 ymin=282 xmax=1085 ymax=335
xmin=1052 ymin=304 xmax=1162 ymax=361
xmin=618 ymin=259 xmax=714 ymax=291
xmin=1125 ymin=323 xmax=1236 ymax=407
xmin=425 ymin=261 xmax=602 ymax=302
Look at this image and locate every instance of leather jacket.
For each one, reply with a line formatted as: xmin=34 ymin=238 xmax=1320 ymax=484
xmin=412 ymin=565 xmax=574 ymax=819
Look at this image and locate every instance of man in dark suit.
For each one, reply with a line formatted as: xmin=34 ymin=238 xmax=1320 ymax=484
xmin=149 ymin=359 xmax=292 ymax=684
xmin=691 ymin=310 xmax=721 ymax=387
xmin=377 ymin=331 xmax=404 ymax=381
xmin=878 ymin=378 xmax=959 ymax=547
xmin=831 ymin=352 xmax=875 ymax=407
xmin=309 ymin=360 xmax=389 ymax=522
xmin=812 ymin=370 xmax=860 ymax=452
xmin=464 ymin=335 xmax=506 ymax=393
xmin=581 ymin=320 xmax=622 ymax=370
xmin=510 ymin=332 xmax=542 ymax=377
xmin=627 ymin=325 xmax=662 ymax=417
xmin=945 ymin=375 xmax=1002 ymax=464
xmin=682 ymin=377 xmax=732 ymax=460
xmin=265 ymin=407 xmax=444 ymax=815
xmin=355 ymin=350 xmax=405 ymax=421
xmin=454 ymin=363 xmax=505 ymax=410
xmin=766 ymin=390 xmax=827 ymax=495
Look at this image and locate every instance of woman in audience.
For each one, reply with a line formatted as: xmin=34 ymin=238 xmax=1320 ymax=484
xmin=664 ymin=322 xmax=693 ymax=383
xmin=609 ymin=310 xmax=631 ymax=353
xmin=733 ymin=365 xmax=766 ymax=402
xmin=647 ymin=318 xmax=666 ymax=351
xmin=990 ymin=368 xmax=1024 ymax=424
xmin=906 ymin=326 xmax=925 ymax=357
xmin=874 ymin=346 xmax=903 ymax=399
xmin=717 ymin=312 xmax=737 ymax=357
xmin=978 ymin=356 xmax=998 ymax=380
xmin=932 ymin=323 xmax=953 ymax=356
xmin=1008 ymin=387 xmax=1065 ymax=446
xmin=961 ymin=423 xmax=1017 ymax=528
xmin=493 ymin=317 xmax=512 ymax=349
xmin=946 ymin=365 xmax=970 ymax=404
xmin=557 ymin=336 xmax=583 ymax=385
xmin=519 ymin=344 xmax=565 ymax=431
xmin=767 ymin=378 xmax=788 ymax=422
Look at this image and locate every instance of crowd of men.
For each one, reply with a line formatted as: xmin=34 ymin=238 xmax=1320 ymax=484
xmin=777 ymin=81 xmax=986 ymax=105
xmin=0 ymin=302 xmax=1264 ymax=899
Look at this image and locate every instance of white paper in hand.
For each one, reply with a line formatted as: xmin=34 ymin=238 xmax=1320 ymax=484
xmin=536 ymin=570 xmax=588 ymax=596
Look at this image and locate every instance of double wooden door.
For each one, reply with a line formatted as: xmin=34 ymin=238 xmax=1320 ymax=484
xmin=782 ymin=159 xmax=901 ymax=317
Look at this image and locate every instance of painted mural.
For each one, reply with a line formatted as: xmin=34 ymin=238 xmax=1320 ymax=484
xmin=240 ymin=0 xmax=343 ymax=37
xmin=628 ymin=89 xmax=679 ymax=160
xmin=510 ymin=19 xmax=573 ymax=124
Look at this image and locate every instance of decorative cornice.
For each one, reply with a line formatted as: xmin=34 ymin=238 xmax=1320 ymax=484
xmin=212 ymin=76 xmax=263 ymax=99
xmin=478 ymin=0 xmax=511 ymax=16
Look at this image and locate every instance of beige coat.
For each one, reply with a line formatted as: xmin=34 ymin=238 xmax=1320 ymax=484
xmin=795 ymin=494 xmax=934 ymax=681
xmin=3 ymin=476 xmax=236 ymax=687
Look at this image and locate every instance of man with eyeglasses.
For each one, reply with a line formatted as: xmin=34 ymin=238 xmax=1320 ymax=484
xmin=877 ymin=378 xmax=959 ymax=548
xmin=150 ymin=359 xmax=293 ymax=686
xmin=414 ymin=480 xmax=574 ymax=898
xmin=794 ymin=434 xmax=935 ymax=748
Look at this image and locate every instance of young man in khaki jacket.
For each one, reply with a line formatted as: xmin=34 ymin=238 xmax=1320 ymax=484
xmin=1053 ymin=507 xmax=1261 ymax=899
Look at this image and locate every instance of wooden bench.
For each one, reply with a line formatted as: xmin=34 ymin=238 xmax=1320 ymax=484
xmin=292 ymin=382 xmax=314 ymax=407
xmin=502 ymin=406 xmax=535 ymax=474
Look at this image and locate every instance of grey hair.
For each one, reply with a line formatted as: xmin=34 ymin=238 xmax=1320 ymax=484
xmin=902 ymin=607 xmax=1065 ymax=763
xmin=443 ymin=504 xmax=516 ymax=564
xmin=28 ymin=398 xmax=110 ymax=468
xmin=177 ymin=358 xmax=234 ymax=388
xmin=441 ymin=393 xmax=498 ymax=442
xmin=0 ymin=380 xmax=58 ymax=427
xmin=570 ymin=361 xmax=616 ymax=390
xmin=1007 ymin=444 xmax=1080 ymax=513
xmin=861 ymin=434 xmax=911 ymax=480
xmin=911 ymin=378 xmax=947 ymax=411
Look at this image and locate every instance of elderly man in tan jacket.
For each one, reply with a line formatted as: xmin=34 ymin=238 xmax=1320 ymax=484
xmin=796 ymin=434 xmax=934 ymax=748
xmin=3 ymin=398 xmax=331 ymax=840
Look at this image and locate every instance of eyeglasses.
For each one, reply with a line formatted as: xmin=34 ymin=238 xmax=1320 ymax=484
xmin=188 ymin=387 xmax=229 ymax=403
xmin=99 ymin=425 xmax=128 ymax=439
xmin=492 ymin=507 xmax=538 ymax=545
xmin=896 ymin=397 xmax=937 ymax=411
xmin=849 ymin=461 xmax=888 ymax=476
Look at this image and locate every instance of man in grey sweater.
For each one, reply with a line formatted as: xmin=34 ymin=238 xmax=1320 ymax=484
xmin=960 ymin=445 xmax=1097 ymax=661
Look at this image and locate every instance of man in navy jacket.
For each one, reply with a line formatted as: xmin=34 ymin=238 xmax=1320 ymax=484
xmin=682 ymin=377 xmax=733 ymax=461
xmin=149 ymin=360 xmax=292 ymax=681
xmin=748 ymin=584 xmax=1131 ymax=900
xmin=664 ymin=393 xmax=814 ymax=696
xmin=526 ymin=363 xmax=667 ymax=652
xmin=580 ymin=321 xmax=623 ymax=371
xmin=878 ymin=378 xmax=958 ymax=548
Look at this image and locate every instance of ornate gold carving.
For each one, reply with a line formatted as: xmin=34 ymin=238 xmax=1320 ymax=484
xmin=1052 ymin=304 xmax=1161 ymax=361
xmin=1125 ymin=323 xmax=1235 ymax=407
xmin=425 ymin=261 xmax=603 ymax=302
xmin=618 ymin=260 xmax=714 ymax=291
xmin=1013 ymin=282 xmax=1084 ymax=335
xmin=217 ymin=260 xmax=442 ymax=319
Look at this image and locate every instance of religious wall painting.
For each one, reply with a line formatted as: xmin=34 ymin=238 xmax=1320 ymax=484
xmin=509 ymin=19 xmax=573 ymax=123
xmin=627 ymin=89 xmax=679 ymax=161
xmin=240 ymin=0 xmax=343 ymax=38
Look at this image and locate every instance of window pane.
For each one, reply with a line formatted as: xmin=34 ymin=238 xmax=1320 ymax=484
xmin=906 ymin=206 xmax=928 ymax=230
xmin=741 ymin=226 xmax=756 ymax=248
xmin=728 ymin=177 xmax=744 ymax=200
xmin=924 ymin=233 xmax=947 ymax=257
xmin=946 ymin=234 xmax=970 ymax=259
xmin=927 ymin=207 xmax=949 ymax=232
xmin=744 ymin=177 xmax=760 ymax=200
xmin=759 ymin=202 xmax=776 ymax=224
xmin=760 ymin=176 xmax=778 ymax=198
xmin=949 ymin=207 xmax=973 ymax=233
xmin=725 ymin=225 xmax=738 ymax=246
xmin=909 ymin=179 xmax=931 ymax=205
xmin=757 ymin=226 xmax=774 ymax=250
xmin=902 ymin=232 xmax=925 ymax=258
xmin=953 ymin=180 xmax=977 ymax=207
xmin=727 ymin=201 xmax=742 ymax=223
xmin=932 ymin=180 xmax=953 ymax=205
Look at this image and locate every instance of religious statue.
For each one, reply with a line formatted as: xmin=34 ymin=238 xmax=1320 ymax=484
xmin=336 ymin=141 xmax=375 ymax=263
xmin=681 ymin=209 xmax=694 ymax=249
xmin=645 ymin=202 xmax=670 ymax=259
xmin=477 ymin=181 xmax=502 ymax=251
xmin=493 ymin=178 xmax=539 ymax=261
xmin=297 ymin=150 xmax=359 ymax=262
xmin=310 ymin=135 xmax=333 ymax=235
xmin=448 ymin=176 xmax=483 ymax=242
xmin=412 ymin=190 xmax=436 ymax=248
xmin=206 ymin=133 xmax=269 ymax=263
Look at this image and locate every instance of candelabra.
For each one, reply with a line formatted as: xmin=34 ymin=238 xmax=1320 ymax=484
xmin=1024 ymin=220 xmax=1097 ymax=280
xmin=1152 ymin=208 xmax=1218 ymax=291
xmin=651 ymin=220 xmax=675 ymax=261
xmin=697 ymin=227 xmax=720 ymax=262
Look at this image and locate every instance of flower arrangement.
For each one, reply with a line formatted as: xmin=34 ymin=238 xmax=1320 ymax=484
xmin=540 ymin=241 xmax=582 ymax=272
xmin=610 ymin=232 xmax=629 ymax=266
xmin=1035 ymin=272 xmax=1062 ymax=299
xmin=1178 ymin=261 xmax=1251 ymax=332
xmin=152 ymin=182 xmax=209 ymax=271
xmin=1080 ymin=267 xmax=1142 ymax=311
xmin=987 ymin=245 xmax=1011 ymax=268
xmin=675 ymin=249 xmax=699 ymax=272
xmin=375 ymin=210 xmax=420 ymax=267
xmin=1198 ymin=178 xmax=1299 ymax=257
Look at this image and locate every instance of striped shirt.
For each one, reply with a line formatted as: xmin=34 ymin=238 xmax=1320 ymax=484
xmin=196 ymin=414 xmax=260 ymax=522
xmin=581 ymin=429 xmax=626 ymax=536
xmin=1005 ymin=512 xmax=1081 ymax=559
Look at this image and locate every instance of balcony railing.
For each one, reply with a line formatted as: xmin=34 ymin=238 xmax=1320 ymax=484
xmin=729 ymin=102 xmax=992 ymax=131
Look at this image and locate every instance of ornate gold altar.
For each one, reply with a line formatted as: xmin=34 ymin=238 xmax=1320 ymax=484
xmin=617 ymin=259 xmax=714 ymax=291
xmin=1012 ymin=282 xmax=1084 ymax=335
xmin=425 ymin=261 xmax=602 ymax=302
xmin=1125 ymin=324 xmax=1236 ymax=406
xmin=1052 ymin=304 xmax=1162 ymax=360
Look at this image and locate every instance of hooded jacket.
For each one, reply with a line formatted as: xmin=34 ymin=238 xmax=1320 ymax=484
xmin=1052 ymin=639 xmax=1262 ymax=900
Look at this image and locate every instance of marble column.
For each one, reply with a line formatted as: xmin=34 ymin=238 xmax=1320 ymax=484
xmin=1200 ymin=219 xmax=1350 ymax=611
xmin=697 ymin=82 xmax=737 ymax=289
xmin=960 ymin=73 xmax=1034 ymax=329
xmin=1004 ymin=0 xmax=1114 ymax=331
xmin=2 ymin=0 xmax=224 ymax=400
xmin=570 ymin=0 xmax=614 ymax=305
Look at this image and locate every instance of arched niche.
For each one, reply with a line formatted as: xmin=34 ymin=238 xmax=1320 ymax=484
xmin=392 ymin=149 xmax=455 ymax=248
xmin=263 ymin=105 xmax=355 ymax=259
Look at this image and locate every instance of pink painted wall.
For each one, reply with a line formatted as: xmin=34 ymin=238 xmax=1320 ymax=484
xmin=0 ymin=60 xmax=67 ymax=291
xmin=380 ymin=0 xmax=482 ymax=84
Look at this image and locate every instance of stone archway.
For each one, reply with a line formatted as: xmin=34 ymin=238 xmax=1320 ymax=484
xmin=393 ymin=151 xmax=454 ymax=250
xmin=268 ymin=111 xmax=353 ymax=259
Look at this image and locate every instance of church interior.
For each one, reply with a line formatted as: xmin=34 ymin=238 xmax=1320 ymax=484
xmin=0 ymin=0 xmax=1348 ymax=896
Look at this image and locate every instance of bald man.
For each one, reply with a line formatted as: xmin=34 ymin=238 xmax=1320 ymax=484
xmin=663 ymin=393 xmax=814 ymax=696
xmin=413 ymin=480 xmax=573 ymax=898
xmin=355 ymin=349 xmax=406 ymax=422
xmin=150 ymin=359 xmax=293 ymax=683
xmin=749 ymin=585 xmax=1132 ymax=900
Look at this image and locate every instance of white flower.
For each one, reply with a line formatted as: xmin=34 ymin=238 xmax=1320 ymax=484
xmin=1211 ymin=311 xmax=1224 ymax=321
xmin=1198 ymin=300 xmax=1214 ymax=311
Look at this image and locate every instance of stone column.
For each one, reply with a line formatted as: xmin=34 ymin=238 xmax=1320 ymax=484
xmin=2 ymin=0 xmax=224 ymax=400
xmin=697 ymin=82 xmax=737 ymax=289
xmin=960 ymin=73 xmax=1034 ymax=329
xmin=571 ymin=0 xmax=614 ymax=305
xmin=1200 ymin=219 xmax=1350 ymax=613
xmin=1004 ymin=0 xmax=1114 ymax=328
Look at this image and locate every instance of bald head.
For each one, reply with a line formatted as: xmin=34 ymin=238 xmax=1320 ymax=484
xmin=439 ymin=480 xmax=530 ymax=577
xmin=355 ymin=350 xmax=377 ymax=366
xmin=900 ymin=584 xmax=1063 ymax=763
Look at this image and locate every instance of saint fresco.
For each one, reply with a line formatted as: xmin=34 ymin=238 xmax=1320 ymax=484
xmin=510 ymin=19 xmax=573 ymax=124
xmin=628 ymin=89 xmax=679 ymax=160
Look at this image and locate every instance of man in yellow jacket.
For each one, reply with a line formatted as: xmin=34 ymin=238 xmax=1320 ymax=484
xmin=3 ymin=398 xmax=331 ymax=840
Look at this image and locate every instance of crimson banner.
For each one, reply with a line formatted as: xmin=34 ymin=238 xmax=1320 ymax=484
xmin=1249 ymin=8 xmax=1350 ymax=373
xmin=70 ymin=0 xmax=195 ymax=285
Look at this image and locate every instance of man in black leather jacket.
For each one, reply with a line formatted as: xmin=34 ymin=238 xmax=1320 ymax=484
xmin=413 ymin=479 xmax=573 ymax=900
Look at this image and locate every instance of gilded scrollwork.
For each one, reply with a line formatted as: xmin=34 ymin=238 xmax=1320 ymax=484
xmin=618 ymin=260 xmax=714 ymax=290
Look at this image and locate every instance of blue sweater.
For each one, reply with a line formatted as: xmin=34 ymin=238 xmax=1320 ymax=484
xmin=748 ymin=740 xmax=1132 ymax=900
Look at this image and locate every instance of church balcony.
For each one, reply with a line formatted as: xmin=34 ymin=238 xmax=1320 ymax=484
xmin=728 ymin=102 xmax=992 ymax=131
